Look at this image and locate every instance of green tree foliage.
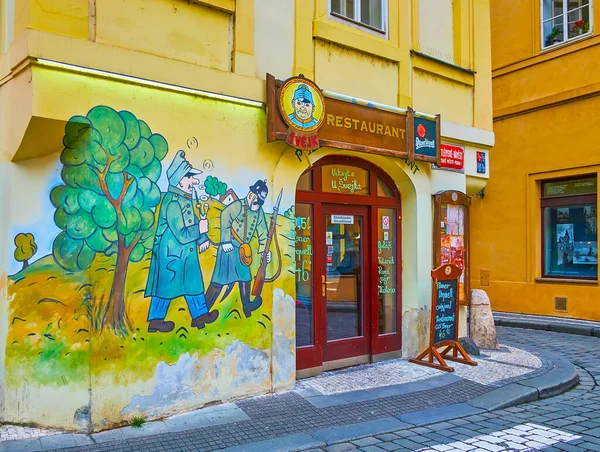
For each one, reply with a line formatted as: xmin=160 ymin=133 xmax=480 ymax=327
xmin=50 ymin=106 xmax=168 ymax=336
xmin=204 ymin=175 xmax=227 ymax=198
xmin=14 ymin=233 xmax=38 ymax=271
xmin=284 ymin=205 xmax=294 ymax=219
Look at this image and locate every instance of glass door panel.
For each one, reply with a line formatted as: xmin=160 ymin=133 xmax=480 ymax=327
xmin=325 ymin=215 xmax=363 ymax=341
xmin=322 ymin=204 xmax=370 ymax=363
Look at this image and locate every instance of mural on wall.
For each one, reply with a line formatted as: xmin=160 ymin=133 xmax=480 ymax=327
xmin=50 ymin=106 xmax=168 ymax=336
xmin=6 ymin=105 xmax=296 ymax=427
xmin=13 ymin=233 xmax=38 ymax=271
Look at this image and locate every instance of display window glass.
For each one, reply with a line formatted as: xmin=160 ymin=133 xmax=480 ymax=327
xmin=433 ymin=191 xmax=470 ymax=304
xmin=295 ymin=203 xmax=314 ymax=347
xmin=377 ymin=177 xmax=395 ymax=197
xmin=440 ymin=204 xmax=467 ymax=301
xmin=377 ymin=208 xmax=396 ymax=334
xmin=542 ymin=176 xmax=597 ymax=280
xmin=297 ymin=170 xmax=313 ymax=191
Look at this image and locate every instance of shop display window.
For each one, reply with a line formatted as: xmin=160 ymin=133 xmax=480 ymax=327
xmin=377 ymin=207 xmax=397 ymax=334
xmin=433 ymin=191 xmax=470 ymax=304
xmin=295 ymin=203 xmax=314 ymax=347
xmin=542 ymin=176 xmax=597 ymax=280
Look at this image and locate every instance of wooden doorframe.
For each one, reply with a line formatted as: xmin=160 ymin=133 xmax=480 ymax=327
xmin=295 ymin=156 xmax=403 ymax=372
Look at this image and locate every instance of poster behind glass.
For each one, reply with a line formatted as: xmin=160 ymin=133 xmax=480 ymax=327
xmin=544 ymin=205 xmax=597 ymax=278
xmin=440 ymin=204 xmax=466 ymax=300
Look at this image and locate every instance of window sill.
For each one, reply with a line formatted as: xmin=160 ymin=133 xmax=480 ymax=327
xmin=330 ymin=12 xmax=387 ymax=36
xmin=188 ymin=0 xmax=235 ymax=13
xmin=313 ymin=18 xmax=401 ymax=63
xmin=535 ymin=277 xmax=598 ymax=285
xmin=541 ymin=32 xmax=593 ymax=54
xmin=411 ymin=50 xmax=475 ymax=87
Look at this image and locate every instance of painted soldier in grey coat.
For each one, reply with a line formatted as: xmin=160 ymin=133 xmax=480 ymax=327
xmin=205 ymin=180 xmax=271 ymax=317
xmin=145 ymin=150 xmax=219 ymax=333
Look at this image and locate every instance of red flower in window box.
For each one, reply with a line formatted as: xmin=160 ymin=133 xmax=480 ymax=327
xmin=572 ymin=20 xmax=589 ymax=33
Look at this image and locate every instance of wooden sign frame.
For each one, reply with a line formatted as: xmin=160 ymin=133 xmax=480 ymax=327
xmin=409 ymin=264 xmax=477 ymax=372
xmin=266 ymin=74 xmax=441 ymax=163
xmin=433 ymin=191 xmax=471 ymax=306
xmin=407 ymin=108 xmax=441 ymax=166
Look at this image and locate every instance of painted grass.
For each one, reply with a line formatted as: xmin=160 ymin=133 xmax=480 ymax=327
xmin=6 ymin=206 xmax=296 ymax=388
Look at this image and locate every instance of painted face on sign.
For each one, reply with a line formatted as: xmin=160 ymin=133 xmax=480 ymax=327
xmin=292 ymin=98 xmax=315 ymax=121
xmin=178 ymin=174 xmax=200 ymax=194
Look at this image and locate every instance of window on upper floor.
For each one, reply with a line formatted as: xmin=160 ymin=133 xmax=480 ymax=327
xmin=542 ymin=0 xmax=592 ymax=49
xmin=330 ymin=0 xmax=386 ymax=33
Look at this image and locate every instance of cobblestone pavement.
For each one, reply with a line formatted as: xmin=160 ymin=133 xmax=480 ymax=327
xmin=297 ymin=345 xmax=543 ymax=394
xmin=300 ymin=327 xmax=600 ymax=452
xmin=37 ymin=327 xmax=600 ymax=451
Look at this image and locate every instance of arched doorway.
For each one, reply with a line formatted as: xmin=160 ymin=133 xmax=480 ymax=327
xmin=295 ymin=156 xmax=402 ymax=374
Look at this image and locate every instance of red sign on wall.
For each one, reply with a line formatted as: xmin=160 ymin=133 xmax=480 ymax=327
xmin=439 ymin=144 xmax=464 ymax=171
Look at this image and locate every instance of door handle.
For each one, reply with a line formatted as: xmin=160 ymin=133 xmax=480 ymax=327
xmin=321 ymin=275 xmax=334 ymax=296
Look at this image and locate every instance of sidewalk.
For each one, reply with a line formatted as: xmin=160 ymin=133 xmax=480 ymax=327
xmin=493 ymin=311 xmax=600 ymax=337
xmin=0 ymin=341 xmax=579 ymax=452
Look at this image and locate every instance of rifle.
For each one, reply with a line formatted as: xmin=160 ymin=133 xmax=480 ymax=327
xmin=252 ymin=189 xmax=283 ymax=298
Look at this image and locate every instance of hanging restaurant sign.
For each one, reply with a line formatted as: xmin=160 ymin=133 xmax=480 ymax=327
xmin=278 ymin=76 xmax=326 ymax=152
xmin=267 ymin=74 xmax=440 ymax=163
xmin=406 ymin=107 xmax=441 ymax=164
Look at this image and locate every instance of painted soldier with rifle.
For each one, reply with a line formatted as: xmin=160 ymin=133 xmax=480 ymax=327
xmin=205 ymin=180 xmax=281 ymax=318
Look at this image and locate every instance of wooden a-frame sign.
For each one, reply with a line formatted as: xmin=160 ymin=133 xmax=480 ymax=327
xmin=409 ymin=264 xmax=477 ymax=372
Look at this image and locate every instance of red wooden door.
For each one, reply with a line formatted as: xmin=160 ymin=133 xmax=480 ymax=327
xmin=321 ymin=204 xmax=371 ymax=362
xmin=295 ymin=156 xmax=402 ymax=373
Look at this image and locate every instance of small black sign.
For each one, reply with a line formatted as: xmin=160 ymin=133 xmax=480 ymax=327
xmin=434 ymin=279 xmax=457 ymax=344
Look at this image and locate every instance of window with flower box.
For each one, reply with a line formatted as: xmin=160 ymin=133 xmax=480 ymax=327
xmin=542 ymin=0 xmax=592 ymax=49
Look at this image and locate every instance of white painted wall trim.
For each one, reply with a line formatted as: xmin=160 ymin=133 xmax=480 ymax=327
xmin=441 ymin=120 xmax=495 ymax=148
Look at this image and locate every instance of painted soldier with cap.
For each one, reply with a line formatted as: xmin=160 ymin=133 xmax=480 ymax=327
xmin=145 ymin=150 xmax=218 ymax=333
xmin=205 ymin=180 xmax=271 ymax=318
xmin=289 ymin=84 xmax=319 ymax=129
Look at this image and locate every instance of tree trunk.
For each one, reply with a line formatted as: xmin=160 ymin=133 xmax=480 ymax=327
xmin=103 ymin=236 xmax=133 ymax=336
xmin=22 ymin=260 xmax=29 ymax=271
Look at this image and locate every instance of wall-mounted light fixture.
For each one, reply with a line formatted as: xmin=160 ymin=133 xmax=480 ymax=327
xmin=35 ymin=58 xmax=264 ymax=108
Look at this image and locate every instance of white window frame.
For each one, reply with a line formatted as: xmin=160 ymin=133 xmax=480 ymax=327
xmin=541 ymin=0 xmax=593 ymax=50
xmin=329 ymin=0 xmax=388 ymax=37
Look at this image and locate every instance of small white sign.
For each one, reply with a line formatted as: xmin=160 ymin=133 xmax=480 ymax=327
xmin=382 ymin=216 xmax=390 ymax=230
xmin=384 ymin=232 xmax=389 ymax=241
xmin=331 ymin=215 xmax=354 ymax=225
xmin=326 ymin=231 xmax=333 ymax=245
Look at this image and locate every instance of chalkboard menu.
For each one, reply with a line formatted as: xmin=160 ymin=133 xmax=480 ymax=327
xmin=434 ymin=279 xmax=457 ymax=344
xmin=408 ymin=264 xmax=477 ymax=372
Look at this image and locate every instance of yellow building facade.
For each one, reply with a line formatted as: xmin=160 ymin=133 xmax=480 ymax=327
xmin=472 ymin=0 xmax=600 ymax=320
xmin=0 ymin=0 xmax=492 ymax=431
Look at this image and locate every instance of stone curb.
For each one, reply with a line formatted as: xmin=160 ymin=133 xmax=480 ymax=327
xmin=465 ymin=354 xmax=578 ymax=411
xmin=494 ymin=316 xmax=600 ymax=337
xmin=0 ymin=351 xmax=580 ymax=452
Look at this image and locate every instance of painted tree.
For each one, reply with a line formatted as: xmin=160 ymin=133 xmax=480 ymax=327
xmin=284 ymin=205 xmax=295 ymax=219
xmin=51 ymin=106 xmax=167 ymax=336
xmin=14 ymin=233 xmax=38 ymax=271
xmin=204 ymin=175 xmax=227 ymax=199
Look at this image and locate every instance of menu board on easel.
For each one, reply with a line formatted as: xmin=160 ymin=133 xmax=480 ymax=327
xmin=409 ymin=264 xmax=477 ymax=372
xmin=434 ymin=278 xmax=457 ymax=344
